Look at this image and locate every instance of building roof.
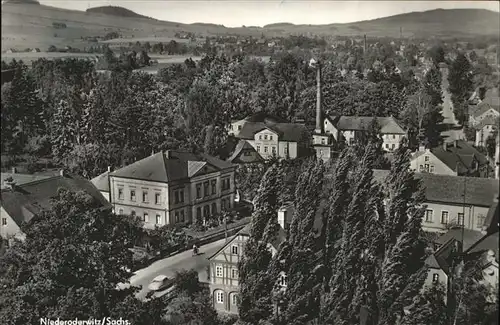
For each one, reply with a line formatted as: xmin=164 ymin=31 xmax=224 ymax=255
xmin=412 ymin=141 xmax=490 ymax=174
xmin=467 ymin=232 xmax=499 ymax=263
xmin=0 ymin=175 xmax=111 ymax=229
xmin=242 ymin=112 xmax=288 ymax=124
xmin=435 ymin=228 xmax=485 ymax=252
xmin=372 ymin=169 xmax=499 ymax=207
xmin=329 ymin=116 xmax=406 ymax=134
xmin=90 ymin=170 xmax=110 ymax=192
xmin=110 ymin=150 xmax=235 ymax=183
xmin=425 ymin=240 xmax=453 ymax=274
xmin=483 ymin=201 xmax=499 ymax=234
xmin=237 ymin=122 xmax=310 ymax=142
xmin=471 ymin=101 xmax=500 ymax=119
xmin=227 ymin=140 xmax=264 ymax=163
xmin=1 ymin=172 xmax=53 ymax=190
xmin=475 ymin=117 xmax=499 ymax=131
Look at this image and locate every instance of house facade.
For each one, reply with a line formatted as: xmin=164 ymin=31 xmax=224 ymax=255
xmin=1 ymin=172 xmax=110 ymax=242
xmin=410 ymin=140 xmax=490 ymax=177
xmin=373 ymin=170 xmax=499 ymax=233
xmin=475 ymin=117 xmax=498 ymax=147
xmin=324 ymin=116 xmax=406 ymax=151
xmin=468 ymin=88 xmax=500 ymax=127
xmin=108 ymin=150 xmax=237 ymax=228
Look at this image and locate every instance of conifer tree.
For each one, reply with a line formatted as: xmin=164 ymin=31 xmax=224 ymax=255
xmin=400 ymin=283 xmax=448 ymax=325
xmin=51 ymin=99 xmax=77 ymax=162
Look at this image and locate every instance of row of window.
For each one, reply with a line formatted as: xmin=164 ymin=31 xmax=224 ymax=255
xmin=116 ymin=210 xmax=185 ymax=224
xmin=258 ymin=134 xmax=275 ymax=141
xmin=215 ymin=290 xmax=238 ymax=305
xmin=1 ymin=218 xmax=6 ymax=226
xmin=174 ymin=189 xmax=185 ymax=204
xmin=196 ymin=179 xmax=223 ymax=199
xmin=256 ymin=145 xmax=280 ymax=155
xmin=215 ymin=265 xmax=239 ymax=279
xmin=385 ymin=143 xmax=396 ymax=150
xmin=118 ymin=188 xmax=162 ymax=204
xmin=419 ymin=164 xmax=435 ymax=173
xmin=424 ymin=209 xmax=484 ymax=227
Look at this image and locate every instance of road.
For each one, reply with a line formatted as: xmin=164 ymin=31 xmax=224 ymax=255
xmin=126 ymin=238 xmax=227 ymax=300
xmin=440 ymin=73 xmax=465 ymax=142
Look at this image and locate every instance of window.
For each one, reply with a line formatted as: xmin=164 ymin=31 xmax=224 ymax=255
xmin=179 ymin=190 xmax=184 ymax=203
xmin=231 ymin=293 xmax=238 ymax=305
xmin=174 ymin=191 xmax=179 ymax=204
xmin=221 ymin=198 xmax=226 ymax=210
xmin=212 ymin=203 xmax=217 ymax=215
xmin=211 ymin=180 xmax=217 ymax=194
xmin=272 ymin=146 xmax=276 ymax=155
xmin=204 ymin=181 xmax=209 ymax=197
xmin=256 ymin=145 xmax=260 ymax=152
xmin=156 ymin=214 xmax=161 ymax=224
xmin=392 ymin=134 xmax=396 ymax=139
xmin=175 ymin=211 xmax=179 ymax=223
xmin=155 ymin=193 xmax=161 ymax=205
xmin=197 ymin=207 xmax=202 ymax=220
xmin=432 ymin=273 xmax=439 ymax=283
xmin=216 ymin=291 xmax=224 ymax=304
xmin=244 ymin=151 xmax=252 ymax=156
xmin=385 ymin=144 xmax=389 ymax=149
xmin=424 ymin=156 xmax=430 ymax=162
xmin=284 ymin=147 xmax=288 ymax=155
xmin=391 ymin=144 xmax=395 ymax=150
xmin=264 ymin=134 xmax=268 ymax=140
xmin=118 ymin=188 xmax=124 ymax=200
xmin=231 ymin=268 xmax=239 ymax=279
xmin=216 ymin=265 xmax=223 ymax=277
xmin=238 ymin=125 xmax=242 ymax=130
xmin=278 ymin=273 xmax=287 ymax=287
xmin=425 ymin=209 xmax=433 ymax=222
xmin=270 ymin=135 xmax=273 ymax=140
xmin=321 ymin=138 xmax=326 ymax=144
xmin=424 ymin=164 xmax=430 ymax=172
xmin=1 ymin=218 xmax=6 ymax=226
xmin=180 ymin=210 xmax=185 ymax=222
xmin=204 ymin=205 xmax=210 ymax=218
xmin=430 ymin=165 xmax=435 ymax=173
xmin=130 ymin=190 xmax=136 ymax=201
xmin=419 ymin=165 xmax=424 ymax=172
xmin=264 ymin=146 xmax=268 ymax=153
xmin=458 ymin=213 xmax=464 ymax=226
xmin=143 ymin=213 xmax=148 ymax=222
xmin=142 ymin=191 xmax=148 ymax=202
xmin=259 ymin=135 xmax=262 ymax=140
xmin=196 ymin=184 xmax=202 ymax=199
xmin=477 ymin=214 xmax=485 ymax=227
xmin=231 ymin=245 xmax=238 ymax=255
xmin=118 ymin=209 xmax=123 ymax=215
xmin=441 ymin=211 xmax=449 ymax=224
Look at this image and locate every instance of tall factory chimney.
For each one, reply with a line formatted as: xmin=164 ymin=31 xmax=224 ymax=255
xmin=315 ymin=60 xmax=323 ymax=134
xmin=363 ymin=34 xmax=367 ymax=54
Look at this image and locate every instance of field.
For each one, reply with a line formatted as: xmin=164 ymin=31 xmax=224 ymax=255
xmin=1 ymin=51 xmax=100 ymax=63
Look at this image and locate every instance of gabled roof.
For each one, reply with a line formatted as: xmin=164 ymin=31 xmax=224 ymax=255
xmin=420 ymin=140 xmax=490 ymax=173
xmin=110 ymin=150 xmax=235 ymax=183
xmin=1 ymin=175 xmax=111 ymax=229
xmin=483 ymin=201 xmax=499 ymax=234
xmin=471 ymin=102 xmax=500 ymax=119
xmin=467 ymin=232 xmax=499 ymax=262
xmin=1 ymin=172 xmax=53 ymax=190
xmin=243 ymin=112 xmax=288 ymax=124
xmin=425 ymin=239 xmax=453 ymax=274
xmin=237 ymin=122 xmax=310 ymax=142
xmin=91 ymin=170 xmax=110 ymax=192
xmin=435 ymin=228 xmax=485 ymax=252
xmin=329 ymin=116 xmax=406 ymax=134
xmin=475 ymin=117 xmax=499 ymax=131
xmin=227 ymin=140 xmax=264 ymax=163
xmin=372 ymin=169 xmax=499 ymax=207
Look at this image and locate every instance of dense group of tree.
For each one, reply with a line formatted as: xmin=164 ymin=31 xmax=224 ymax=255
xmin=237 ymin=143 xmax=498 ymax=325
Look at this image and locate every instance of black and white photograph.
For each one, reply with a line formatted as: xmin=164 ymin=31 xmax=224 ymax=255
xmin=0 ymin=0 xmax=499 ymax=324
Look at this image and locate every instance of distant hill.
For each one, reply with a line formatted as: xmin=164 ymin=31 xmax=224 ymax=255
xmin=1 ymin=2 xmax=499 ymax=53
xmin=86 ymin=6 xmax=150 ymax=20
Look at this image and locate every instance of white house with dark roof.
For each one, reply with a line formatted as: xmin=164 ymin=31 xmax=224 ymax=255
xmin=373 ymin=169 xmax=499 ymax=233
xmin=226 ymin=140 xmax=264 ymax=164
xmin=410 ymin=140 xmax=490 ymax=177
xmin=233 ymin=119 xmax=311 ymax=160
xmin=0 ymin=172 xmax=110 ymax=243
xmin=323 ymin=116 xmax=407 ymax=151
xmin=91 ymin=167 xmax=112 ymax=201
xmin=475 ymin=117 xmax=498 ymax=147
xmin=108 ymin=150 xmax=237 ymax=228
xmin=469 ymin=87 xmax=500 ymax=127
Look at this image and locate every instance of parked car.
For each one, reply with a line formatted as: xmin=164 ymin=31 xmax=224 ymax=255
xmin=148 ymin=275 xmax=174 ymax=291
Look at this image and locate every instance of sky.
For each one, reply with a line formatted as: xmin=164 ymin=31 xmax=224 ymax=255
xmin=39 ymin=0 xmax=500 ymax=27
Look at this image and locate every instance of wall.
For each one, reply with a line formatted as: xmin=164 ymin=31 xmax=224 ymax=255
xmin=422 ymin=202 xmax=490 ymax=232
xmin=381 ymin=133 xmax=404 ymax=152
xmin=100 ymin=190 xmax=110 ymax=202
xmin=423 ymin=268 xmax=449 ymax=304
xmin=0 ymin=206 xmax=23 ymax=240
xmin=475 ymin=124 xmax=497 ymax=147
xmin=233 ymin=148 xmax=261 ymax=164
xmin=410 ymin=150 xmax=457 ymax=176
xmin=253 ymin=129 xmax=279 ymax=159
xmin=278 ymin=141 xmax=298 ymax=159
xmin=229 ymin=120 xmax=246 ymax=137
xmin=324 ymin=118 xmax=338 ymax=138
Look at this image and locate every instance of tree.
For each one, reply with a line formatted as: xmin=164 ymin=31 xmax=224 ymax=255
xmin=51 ymin=99 xmax=77 ymax=162
xmin=427 ymin=44 xmax=445 ymax=65
xmin=400 ymin=283 xmax=448 ymax=325
xmin=448 ymin=53 xmax=473 ymax=125
xmin=0 ymin=189 xmax=167 ymax=325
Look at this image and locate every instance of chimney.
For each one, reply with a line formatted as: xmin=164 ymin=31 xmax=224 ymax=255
xmin=443 ymin=142 xmax=448 ymax=151
xmin=315 ymin=61 xmax=323 ymax=134
xmin=363 ymin=34 xmax=367 ymax=54
xmin=59 ymin=169 xmax=65 ymax=177
xmin=11 ymin=167 xmax=17 ymax=174
xmin=107 ymin=166 xmax=111 ymax=173
xmin=165 ymin=150 xmax=170 ymax=159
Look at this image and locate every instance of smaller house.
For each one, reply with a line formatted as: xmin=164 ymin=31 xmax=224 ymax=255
xmin=410 ymin=140 xmax=490 ymax=177
xmin=324 ymin=116 xmax=406 ymax=151
xmin=226 ymin=140 xmax=264 ymax=164
xmin=1 ymin=172 xmax=111 ymax=243
xmin=475 ymin=117 xmax=498 ymax=147
xmin=469 ymin=88 xmax=500 ymax=127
